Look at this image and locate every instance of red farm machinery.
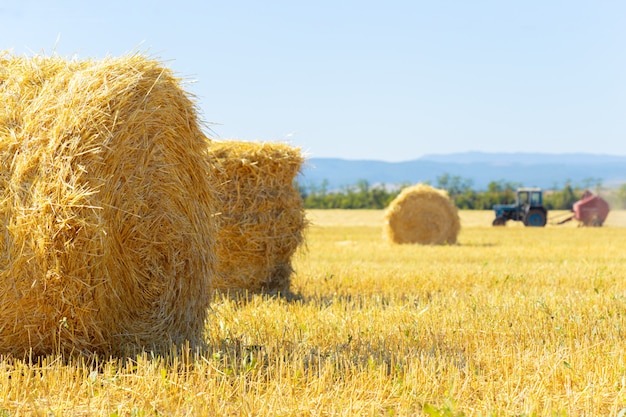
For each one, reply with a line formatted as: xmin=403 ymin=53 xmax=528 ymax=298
xmin=555 ymin=190 xmax=611 ymax=227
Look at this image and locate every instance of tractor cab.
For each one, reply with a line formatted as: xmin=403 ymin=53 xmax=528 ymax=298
xmin=517 ymin=188 xmax=543 ymax=207
xmin=492 ymin=187 xmax=547 ymax=227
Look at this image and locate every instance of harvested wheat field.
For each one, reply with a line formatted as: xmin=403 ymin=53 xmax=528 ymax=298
xmin=2 ymin=206 xmax=626 ymax=415
xmin=0 ymin=53 xmax=216 ymax=357
xmin=206 ymin=140 xmax=306 ymax=295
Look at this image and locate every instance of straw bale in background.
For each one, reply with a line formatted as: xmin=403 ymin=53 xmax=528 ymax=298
xmin=0 ymin=53 xmax=216 ymax=357
xmin=383 ymin=184 xmax=460 ymax=245
xmin=207 ymin=141 xmax=306 ymax=294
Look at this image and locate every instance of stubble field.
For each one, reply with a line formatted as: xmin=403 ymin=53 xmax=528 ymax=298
xmin=2 ymin=210 xmax=626 ymax=416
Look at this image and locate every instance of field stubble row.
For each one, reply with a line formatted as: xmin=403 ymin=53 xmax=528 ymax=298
xmin=1 ymin=210 xmax=625 ymax=415
xmin=289 ymin=209 xmax=626 ymax=414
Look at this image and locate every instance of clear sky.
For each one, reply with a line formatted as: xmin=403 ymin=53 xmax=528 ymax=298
xmin=2 ymin=1 xmax=625 ymax=161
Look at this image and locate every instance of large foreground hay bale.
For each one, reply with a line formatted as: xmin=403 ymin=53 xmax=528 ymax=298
xmin=207 ymin=140 xmax=306 ymax=294
xmin=383 ymin=184 xmax=460 ymax=245
xmin=0 ymin=53 xmax=216 ymax=357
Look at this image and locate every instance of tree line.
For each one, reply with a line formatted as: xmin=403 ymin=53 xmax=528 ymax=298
xmin=299 ymin=174 xmax=626 ymax=210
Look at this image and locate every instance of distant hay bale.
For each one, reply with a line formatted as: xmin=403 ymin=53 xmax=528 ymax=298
xmin=0 ymin=53 xmax=216 ymax=357
xmin=383 ymin=184 xmax=460 ymax=245
xmin=206 ymin=140 xmax=306 ymax=294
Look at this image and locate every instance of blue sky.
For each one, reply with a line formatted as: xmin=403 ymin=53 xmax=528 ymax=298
xmin=2 ymin=1 xmax=625 ymax=161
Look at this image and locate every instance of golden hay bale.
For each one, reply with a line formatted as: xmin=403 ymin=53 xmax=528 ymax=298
xmin=206 ymin=140 xmax=306 ymax=294
xmin=383 ymin=184 xmax=460 ymax=245
xmin=0 ymin=53 xmax=216 ymax=357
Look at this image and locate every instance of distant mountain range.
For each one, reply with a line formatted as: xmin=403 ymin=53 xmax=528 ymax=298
xmin=297 ymin=152 xmax=626 ymax=191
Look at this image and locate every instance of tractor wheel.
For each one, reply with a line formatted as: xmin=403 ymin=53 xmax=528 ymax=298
xmin=524 ymin=209 xmax=547 ymax=227
xmin=492 ymin=217 xmax=506 ymax=226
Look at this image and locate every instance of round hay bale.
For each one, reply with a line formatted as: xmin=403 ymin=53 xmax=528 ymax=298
xmin=0 ymin=53 xmax=216 ymax=357
xmin=206 ymin=140 xmax=307 ymax=294
xmin=383 ymin=184 xmax=460 ymax=245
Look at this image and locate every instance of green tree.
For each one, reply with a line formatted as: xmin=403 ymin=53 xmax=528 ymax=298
xmin=436 ymin=173 xmax=474 ymax=200
xmin=545 ymin=182 xmax=579 ymax=210
xmin=617 ymin=184 xmax=626 ymax=209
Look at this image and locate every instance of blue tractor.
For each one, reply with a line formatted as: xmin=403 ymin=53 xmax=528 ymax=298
xmin=492 ymin=187 xmax=548 ymax=227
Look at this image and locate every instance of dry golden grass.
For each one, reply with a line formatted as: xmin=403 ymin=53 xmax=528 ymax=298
xmin=1 ymin=209 xmax=626 ymax=415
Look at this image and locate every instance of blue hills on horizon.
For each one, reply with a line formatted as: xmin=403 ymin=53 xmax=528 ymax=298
xmin=297 ymin=152 xmax=626 ymax=191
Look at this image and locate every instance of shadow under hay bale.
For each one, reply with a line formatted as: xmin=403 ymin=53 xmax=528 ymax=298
xmin=383 ymin=184 xmax=460 ymax=245
xmin=0 ymin=53 xmax=216 ymax=357
xmin=206 ymin=140 xmax=307 ymax=295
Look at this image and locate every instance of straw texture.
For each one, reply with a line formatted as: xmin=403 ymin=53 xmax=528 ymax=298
xmin=0 ymin=53 xmax=216 ymax=357
xmin=383 ymin=184 xmax=460 ymax=245
xmin=207 ymin=140 xmax=306 ymax=294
